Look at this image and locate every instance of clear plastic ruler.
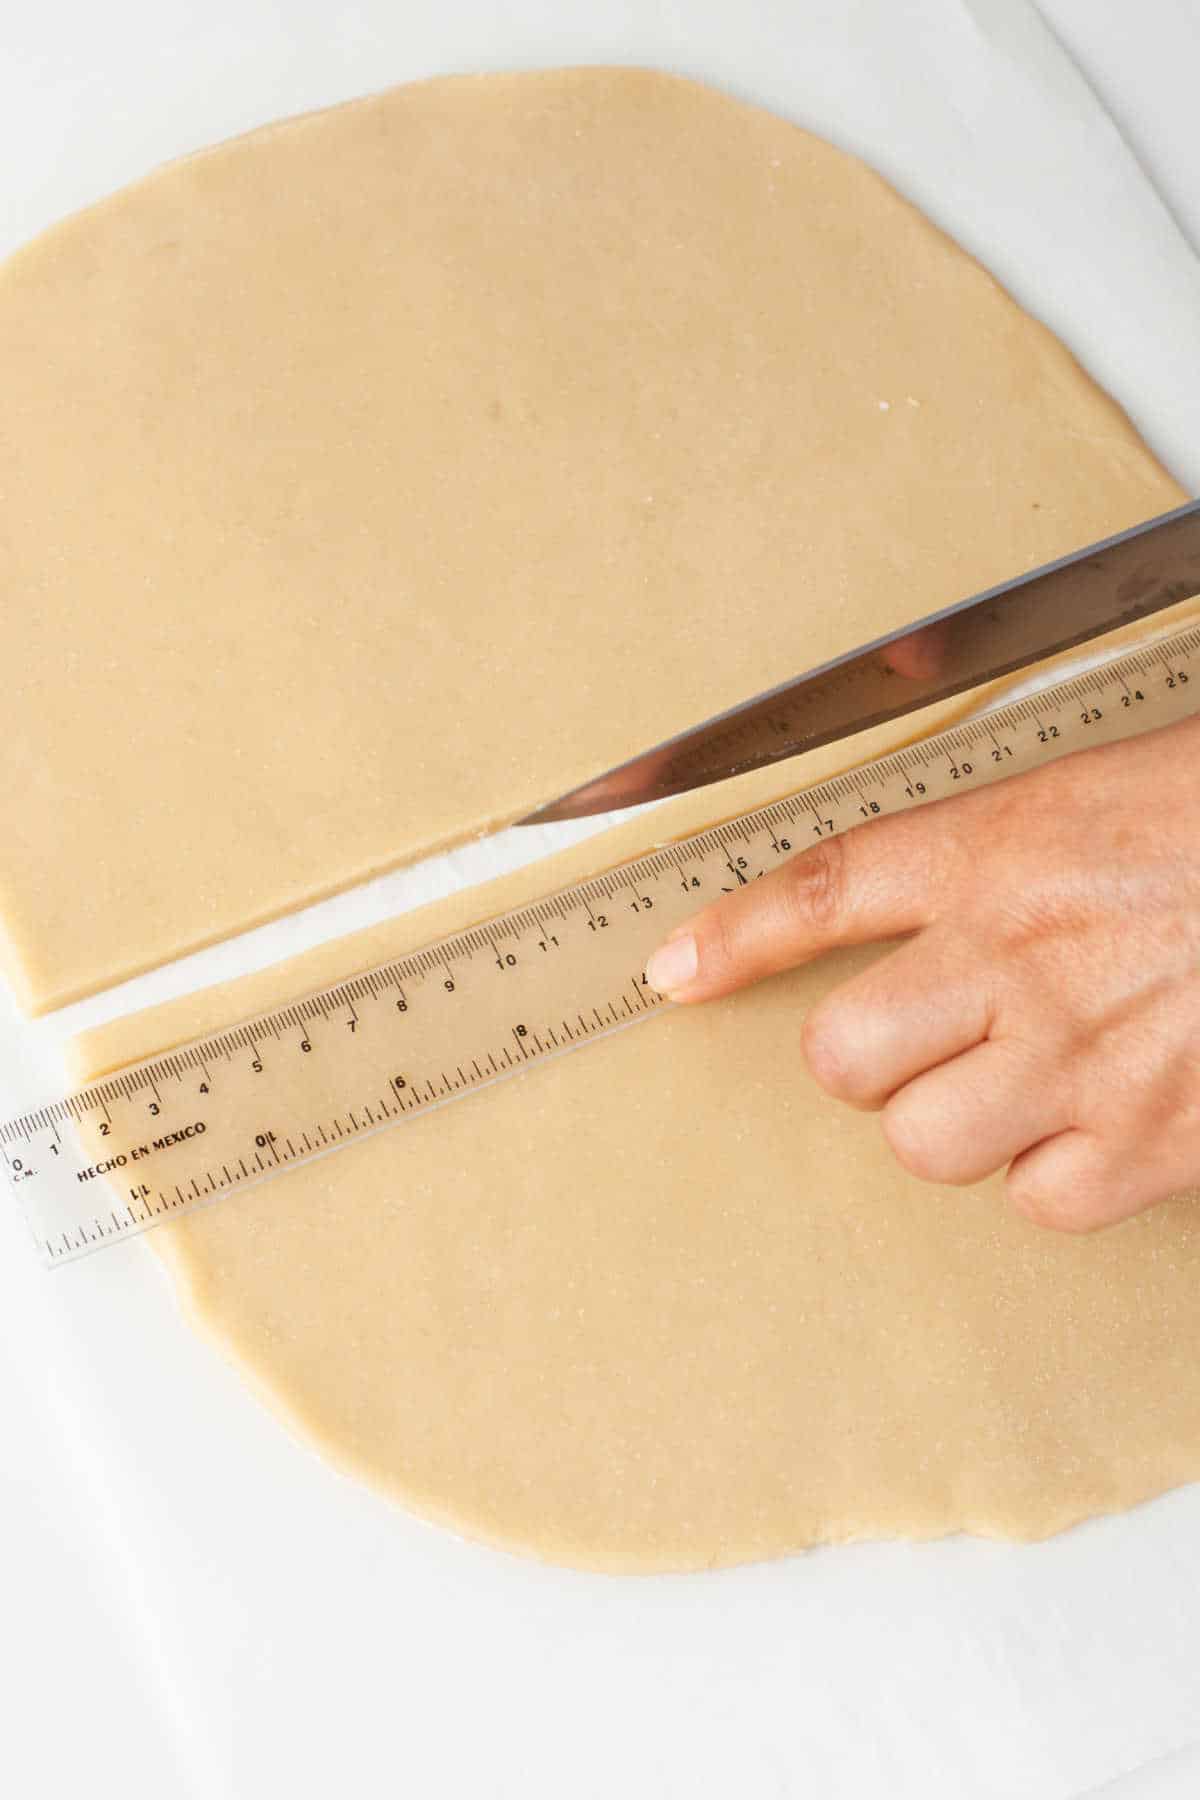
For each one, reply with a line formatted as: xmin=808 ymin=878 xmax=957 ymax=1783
xmin=4 ymin=622 xmax=1198 ymax=1266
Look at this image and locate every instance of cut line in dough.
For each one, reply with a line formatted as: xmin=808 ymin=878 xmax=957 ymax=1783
xmin=0 ymin=67 xmax=1184 ymax=1011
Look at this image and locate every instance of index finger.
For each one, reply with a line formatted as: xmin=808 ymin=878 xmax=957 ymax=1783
xmin=643 ymin=797 xmax=965 ymax=1003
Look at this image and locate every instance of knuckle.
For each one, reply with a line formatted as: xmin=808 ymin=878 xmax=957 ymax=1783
xmin=802 ymin=998 xmax=869 ymax=1102
xmin=881 ymin=1095 xmax=954 ymax=1185
xmin=1125 ymin=1062 xmax=1200 ymax=1142
xmin=1007 ymin=1171 xmax=1107 ymax=1235
xmin=782 ymin=836 xmax=848 ymax=935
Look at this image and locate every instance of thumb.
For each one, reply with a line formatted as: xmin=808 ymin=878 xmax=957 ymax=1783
xmin=644 ymin=801 xmax=961 ymax=1002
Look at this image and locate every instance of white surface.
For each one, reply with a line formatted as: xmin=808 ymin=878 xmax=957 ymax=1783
xmin=3 ymin=4 xmax=1200 ymax=1797
xmin=1089 ymin=1743 xmax=1200 ymax=1800
xmin=1035 ymin=0 xmax=1200 ymax=259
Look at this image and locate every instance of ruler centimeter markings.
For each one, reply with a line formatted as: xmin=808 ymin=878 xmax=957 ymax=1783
xmin=4 ymin=621 xmax=1200 ymax=1267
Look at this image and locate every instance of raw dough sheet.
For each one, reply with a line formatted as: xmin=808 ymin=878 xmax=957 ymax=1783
xmin=0 ymin=68 xmax=1183 ymax=1011
xmin=72 ymin=711 xmax=1200 ymax=1571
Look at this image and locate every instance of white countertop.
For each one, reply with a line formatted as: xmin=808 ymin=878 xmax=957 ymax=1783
xmin=3 ymin=4 xmax=1199 ymax=1796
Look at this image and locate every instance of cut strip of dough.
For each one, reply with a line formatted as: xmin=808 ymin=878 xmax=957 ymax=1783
xmin=0 ymin=67 xmax=1185 ymax=1011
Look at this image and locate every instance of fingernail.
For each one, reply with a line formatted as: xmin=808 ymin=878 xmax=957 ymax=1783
xmin=645 ymin=933 xmax=699 ymax=996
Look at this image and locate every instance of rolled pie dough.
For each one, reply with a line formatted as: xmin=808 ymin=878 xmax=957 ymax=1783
xmin=41 ymin=69 xmax=1200 ymax=1569
xmin=74 ymin=734 xmax=1200 ymax=1573
xmin=0 ymin=68 xmax=1184 ymax=1011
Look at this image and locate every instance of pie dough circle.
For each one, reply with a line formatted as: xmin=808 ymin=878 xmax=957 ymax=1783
xmin=67 ymin=71 xmax=1200 ymax=1572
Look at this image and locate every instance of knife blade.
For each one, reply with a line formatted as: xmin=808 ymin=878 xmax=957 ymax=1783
xmin=520 ymin=498 xmax=1200 ymax=825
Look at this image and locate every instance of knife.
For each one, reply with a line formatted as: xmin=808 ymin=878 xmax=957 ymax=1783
xmin=520 ymin=497 xmax=1200 ymax=825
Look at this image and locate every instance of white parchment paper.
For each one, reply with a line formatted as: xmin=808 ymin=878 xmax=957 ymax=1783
xmin=2 ymin=4 xmax=1199 ymax=1796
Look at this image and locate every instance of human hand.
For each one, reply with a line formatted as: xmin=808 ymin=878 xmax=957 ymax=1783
xmin=644 ymin=716 xmax=1200 ymax=1230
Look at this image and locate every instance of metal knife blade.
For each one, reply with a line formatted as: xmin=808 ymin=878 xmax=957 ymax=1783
xmin=520 ymin=498 xmax=1200 ymax=824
